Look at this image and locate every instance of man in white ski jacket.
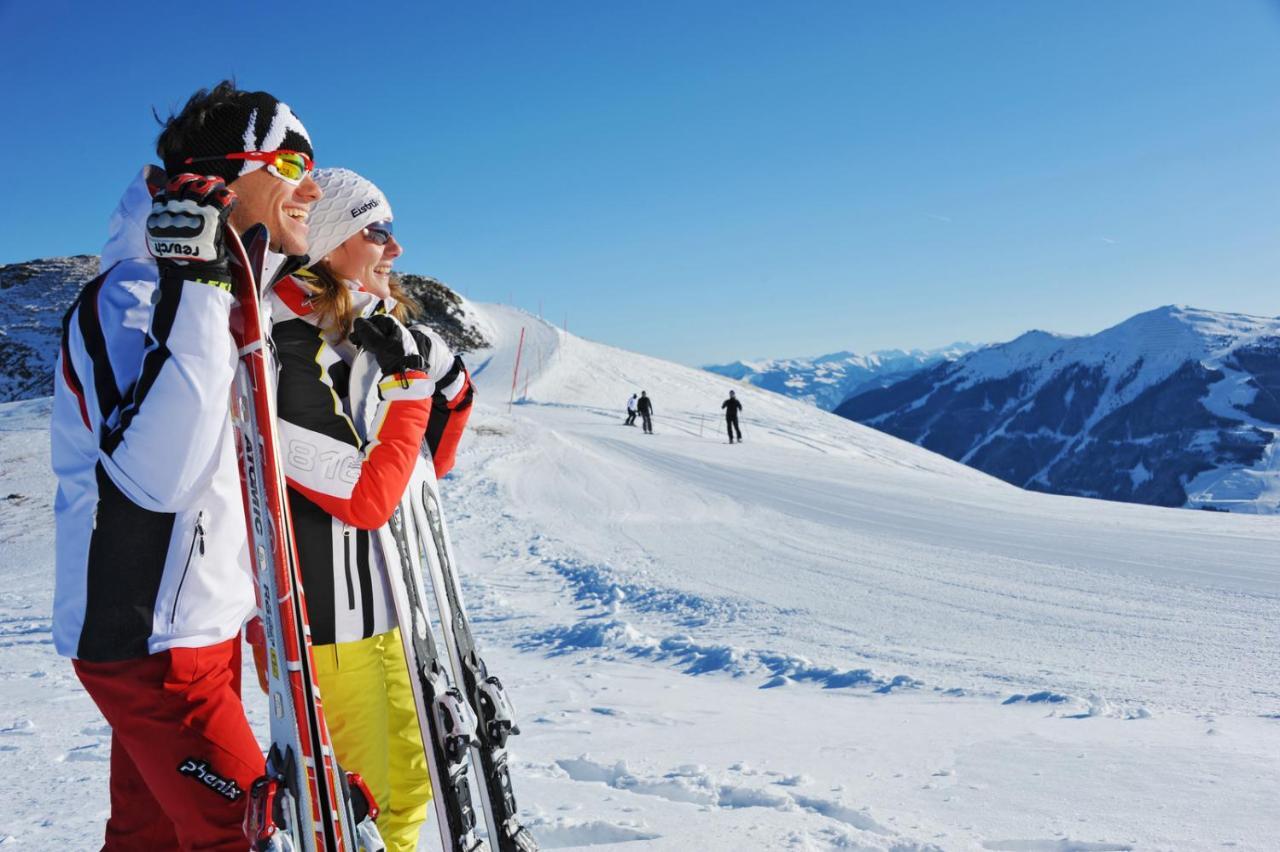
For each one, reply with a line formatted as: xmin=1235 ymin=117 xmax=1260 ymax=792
xmin=51 ymin=81 xmax=320 ymax=850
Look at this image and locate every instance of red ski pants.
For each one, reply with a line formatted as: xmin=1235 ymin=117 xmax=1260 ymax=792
xmin=73 ymin=637 xmax=264 ymax=851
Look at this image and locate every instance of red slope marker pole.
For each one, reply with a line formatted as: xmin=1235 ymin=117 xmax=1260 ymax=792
xmin=509 ymin=326 xmax=526 ymax=413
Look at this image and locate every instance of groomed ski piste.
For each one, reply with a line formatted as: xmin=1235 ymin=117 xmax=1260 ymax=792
xmin=2 ymin=300 xmax=1279 ymax=850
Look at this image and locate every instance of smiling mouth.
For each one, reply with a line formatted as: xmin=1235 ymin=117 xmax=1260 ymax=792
xmin=373 ymin=264 xmax=392 ymax=276
xmin=284 ymin=208 xmax=308 ymax=224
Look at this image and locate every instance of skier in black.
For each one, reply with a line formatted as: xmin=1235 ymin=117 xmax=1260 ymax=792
xmin=637 ymin=391 xmax=654 ymax=434
xmin=722 ymin=389 xmax=743 ymax=443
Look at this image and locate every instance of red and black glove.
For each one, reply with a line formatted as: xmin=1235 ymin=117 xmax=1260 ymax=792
xmin=146 ymin=173 xmax=237 ymax=287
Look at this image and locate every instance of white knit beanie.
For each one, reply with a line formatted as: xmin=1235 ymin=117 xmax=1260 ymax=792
xmin=304 ymin=168 xmax=393 ymax=267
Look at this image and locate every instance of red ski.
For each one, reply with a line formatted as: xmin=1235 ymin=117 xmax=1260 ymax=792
xmin=227 ymin=224 xmax=382 ymax=852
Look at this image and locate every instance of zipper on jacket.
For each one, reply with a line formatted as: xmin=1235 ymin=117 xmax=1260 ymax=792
xmin=343 ymin=526 xmax=356 ymax=610
xmin=170 ymin=511 xmax=205 ymax=624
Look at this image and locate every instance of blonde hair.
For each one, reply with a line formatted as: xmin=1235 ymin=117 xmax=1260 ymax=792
xmin=297 ymin=262 xmax=421 ymax=340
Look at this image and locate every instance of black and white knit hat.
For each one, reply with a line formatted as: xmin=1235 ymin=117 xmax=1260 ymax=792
xmin=304 ymin=168 xmax=393 ymax=266
xmin=162 ymin=91 xmax=313 ymax=184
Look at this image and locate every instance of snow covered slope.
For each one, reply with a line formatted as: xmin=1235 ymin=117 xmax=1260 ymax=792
xmin=3 ymin=303 xmax=1280 ymax=850
xmin=838 ymin=306 xmax=1280 ymax=513
xmin=704 ymin=343 xmax=978 ymax=410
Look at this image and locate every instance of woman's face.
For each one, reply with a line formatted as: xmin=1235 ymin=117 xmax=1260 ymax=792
xmin=324 ymin=221 xmax=402 ymax=298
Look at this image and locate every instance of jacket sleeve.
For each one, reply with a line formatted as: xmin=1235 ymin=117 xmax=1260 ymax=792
xmin=95 ymin=271 xmax=238 ymax=512
xmin=275 ymin=332 xmax=432 ymax=530
xmin=425 ymin=355 xmax=475 ymax=478
xmin=410 ymin=324 xmax=474 ymax=479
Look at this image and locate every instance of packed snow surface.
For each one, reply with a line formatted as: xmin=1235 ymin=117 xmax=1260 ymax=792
xmin=2 ymin=303 xmax=1278 ymax=850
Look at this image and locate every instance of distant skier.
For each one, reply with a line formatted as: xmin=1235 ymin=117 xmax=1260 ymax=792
xmin=625 ymin=393 xmax=638 ymax=426
xmin=722 ymin=389 xmax=743 ymax=443
xmin=637 ymin=391 xmax=654 ymax=434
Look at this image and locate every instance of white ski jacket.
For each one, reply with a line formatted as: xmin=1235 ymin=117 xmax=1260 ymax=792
xmin=268 ymin=275 xmax=471 ymax=644
xmin=51 ymin=167 xmax=255 ymax=661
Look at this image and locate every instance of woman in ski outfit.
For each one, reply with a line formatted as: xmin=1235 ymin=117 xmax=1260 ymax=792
xmin=267 ymin=168 xmax=474 ymax=851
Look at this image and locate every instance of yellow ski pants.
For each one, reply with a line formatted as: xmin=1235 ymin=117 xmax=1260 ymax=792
xmin=314 ymin=629 xmax=432 ymax=852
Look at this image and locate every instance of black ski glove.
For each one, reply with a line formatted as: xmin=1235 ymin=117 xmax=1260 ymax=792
xmin=350 ymin=314 xmax=425 ymax=376
xmin=409 ymin=327 xmax=434 ymax=366
xmin=146 ymin=174 xmax=237 ymax=289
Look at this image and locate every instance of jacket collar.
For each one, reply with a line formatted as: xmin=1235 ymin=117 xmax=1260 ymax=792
xmin=269 ymin=272 xmax=386 ymax=328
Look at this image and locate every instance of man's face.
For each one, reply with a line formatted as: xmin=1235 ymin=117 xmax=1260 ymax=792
xmin=227 ymin=169 xmax=322 ymax=256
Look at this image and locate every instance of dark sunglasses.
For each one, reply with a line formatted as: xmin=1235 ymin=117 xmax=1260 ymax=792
xmin=362 ymin=221 xmax=394 ymax=246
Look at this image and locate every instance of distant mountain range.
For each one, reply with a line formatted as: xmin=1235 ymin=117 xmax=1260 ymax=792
xmin=703 ymin=343 xmax=979 ymax=410
xmin=837 ymin=306 xmax=1280 ymax=512
xmin=0 ymin=256 xmax=487 ymax=404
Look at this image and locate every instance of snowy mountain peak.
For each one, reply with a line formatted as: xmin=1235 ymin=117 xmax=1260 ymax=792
xmin=960 ymin=329 xmax=1072 ymax=379
xmin=958 ymin=306 xmax=1280 ymax=393
xmin=1130 ymin=304 xmax=1280 ymax=357
xmin=1101 ymin=304 xmax=1280 ymax=357
xmin=704 ymin=342 xmax=980 ymax=410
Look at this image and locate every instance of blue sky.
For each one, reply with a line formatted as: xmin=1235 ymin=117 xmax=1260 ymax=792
xmin=2 ymin=1 xmax=1279 ymax=365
